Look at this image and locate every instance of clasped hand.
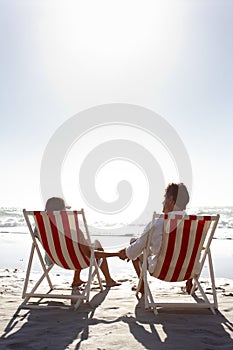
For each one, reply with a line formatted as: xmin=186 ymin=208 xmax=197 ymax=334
xmin=118 ymin=248 xmax=127 ymax=260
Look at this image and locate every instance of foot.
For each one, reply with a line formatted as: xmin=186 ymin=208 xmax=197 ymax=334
xmin=105 ymin=279 xmax=121 ymax=287
xmin=72 ymin=279 xmax=86 ymax=287
xmin=131 ymin=284 xmax=144 ymax=294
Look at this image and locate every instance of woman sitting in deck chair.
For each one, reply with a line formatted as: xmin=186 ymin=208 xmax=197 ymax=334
xmin=40 ymin=197 xmax=121 ymax=296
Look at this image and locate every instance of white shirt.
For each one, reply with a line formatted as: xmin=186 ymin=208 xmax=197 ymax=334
xmin=126 ymin=211 xmax=186 ymax=274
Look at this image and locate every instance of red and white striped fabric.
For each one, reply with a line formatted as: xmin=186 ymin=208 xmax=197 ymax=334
xmin=152 ymin=214 xmax=213 ymax=282
xmin=33 ymin=210 xmax=90 ymax=270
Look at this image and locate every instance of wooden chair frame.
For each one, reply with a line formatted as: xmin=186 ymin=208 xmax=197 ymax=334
xmin=136 ymin=213 xmax=220 ymax=315
xmin=21 ymin=209 xmax=103 ymax=310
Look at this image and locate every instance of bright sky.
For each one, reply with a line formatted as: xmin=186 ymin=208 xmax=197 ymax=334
xmin=0 ymin=0 xmax=233 ymax=216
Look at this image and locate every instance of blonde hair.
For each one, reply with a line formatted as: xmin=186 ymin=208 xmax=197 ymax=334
xmin=45 ymin=197 xmax=66 ymax=211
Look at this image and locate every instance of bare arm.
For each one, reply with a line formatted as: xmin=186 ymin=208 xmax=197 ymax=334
xmin=79 ymin=241 xmax=123 ymax=259
xmin=94 ymin=250 xmax=121 ymax=259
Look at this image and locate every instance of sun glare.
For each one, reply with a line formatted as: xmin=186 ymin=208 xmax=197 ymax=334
xmin=39 ymin=1 xmax=186 ymax=96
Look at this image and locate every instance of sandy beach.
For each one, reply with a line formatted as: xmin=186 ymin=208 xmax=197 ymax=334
xmin=0 ymin=268 xmax=233 ymax=350
xmin=0 ymin=232 xmax=233 ymax=349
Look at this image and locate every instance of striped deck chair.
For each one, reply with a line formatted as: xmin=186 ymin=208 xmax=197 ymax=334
xmin=21 ymin=209 xmax=103 ymax=310
xmin=137 ymin=213 xmax=220 ymax=315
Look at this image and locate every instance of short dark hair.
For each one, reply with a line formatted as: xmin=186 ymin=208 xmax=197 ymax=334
xmin=165 ymin=183 xmax=189 ymax=210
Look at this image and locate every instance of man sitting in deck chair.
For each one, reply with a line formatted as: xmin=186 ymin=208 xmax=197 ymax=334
xmin=119 ymin=183 xmax=192 ymax=293
xmin=41 ymin=197 xmax=121 ymax=296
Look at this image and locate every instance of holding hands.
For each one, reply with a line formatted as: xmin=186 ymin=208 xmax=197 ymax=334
xmin=118 ymin=248 xmax=128 ymax=260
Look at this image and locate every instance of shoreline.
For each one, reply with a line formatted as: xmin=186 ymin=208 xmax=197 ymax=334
xmin=0 ymin=232 xmax=233 ymax=280
xmin=0 ymin=232 xmax=233 ymax=349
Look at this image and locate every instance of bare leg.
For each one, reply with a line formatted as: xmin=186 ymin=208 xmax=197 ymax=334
xmin=186 ymin=278 xmax=193 ymax=294
xmin=72 ymin=240 xmax=120 ymax=288
xmin=72 ymin=270 xmax=86 ymax=287
xmin=132 ymin=257 xmax=144 ymax=294
xmin=129 ymin=238 xmax=144 ymax=293
xmin=94 ymin=240 xmax=121 ymax=287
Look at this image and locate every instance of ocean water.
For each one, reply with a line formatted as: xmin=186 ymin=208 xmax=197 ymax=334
xmin=0 ymin=206 xmax=233 ymax=240
xmin=0 ymin=207 xmax=232 ymax=279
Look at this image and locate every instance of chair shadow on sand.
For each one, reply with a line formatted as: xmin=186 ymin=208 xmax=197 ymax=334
xmin=0 ymin=288 xmax=120 ymax=350
xmin=121 ymin=296 xmax=233 ymax=350
xmin=1 ymin=290 xmax=233 ymax=350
